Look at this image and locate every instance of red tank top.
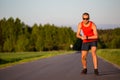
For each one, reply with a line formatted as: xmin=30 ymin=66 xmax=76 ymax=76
xmin=81 ymin=21 xmax=97 ymax=43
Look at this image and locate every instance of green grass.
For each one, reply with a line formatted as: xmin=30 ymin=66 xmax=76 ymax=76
xmin=0 ymin=51 xmax=75 ymax=69
xmin=97 ymin=49 xmax=120 ymax=67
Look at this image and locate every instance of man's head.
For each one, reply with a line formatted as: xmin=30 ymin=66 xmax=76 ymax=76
xmin=82 ymin=12 xmax=90 ymax=24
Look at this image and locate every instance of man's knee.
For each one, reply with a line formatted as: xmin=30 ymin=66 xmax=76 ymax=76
xmin=81 ymin=54 xmax=87 ymax=60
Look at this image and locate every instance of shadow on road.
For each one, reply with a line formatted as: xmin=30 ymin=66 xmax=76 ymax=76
xmin=99 ymin=70 xmax=120 ymax=76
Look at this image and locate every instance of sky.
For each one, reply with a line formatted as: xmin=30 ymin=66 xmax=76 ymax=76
xmin=0 ymin=0 xmax=120 ymax=31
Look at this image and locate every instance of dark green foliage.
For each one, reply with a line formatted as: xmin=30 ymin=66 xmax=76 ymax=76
xmin=0 ymin=58 xmax=22 ymax=64
xmin=0 ymin=17 xmax=76 ymax=52
xmin=98 ymin=28 xmax=120 ymax=49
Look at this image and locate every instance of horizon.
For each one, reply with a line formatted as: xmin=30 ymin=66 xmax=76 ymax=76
xmin=0 ymin=16 xmax=120 ymax=32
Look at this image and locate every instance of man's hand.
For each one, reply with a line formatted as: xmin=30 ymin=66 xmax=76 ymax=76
xmin=81 ymin=36 xmax=87 ymax=40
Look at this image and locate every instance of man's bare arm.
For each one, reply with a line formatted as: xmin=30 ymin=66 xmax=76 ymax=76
xmin=87 ymin=23 xmax=98 ymax=39
xmin=76 ymin=23 xmax=86 ymax=40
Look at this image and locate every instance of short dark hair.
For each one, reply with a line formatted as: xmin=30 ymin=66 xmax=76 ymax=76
xmin=82 ymin=12 xmax=90 ymax=18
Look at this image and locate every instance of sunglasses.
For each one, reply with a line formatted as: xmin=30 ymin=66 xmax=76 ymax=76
xmin=83 ymin=18 xmax=89 ymax=20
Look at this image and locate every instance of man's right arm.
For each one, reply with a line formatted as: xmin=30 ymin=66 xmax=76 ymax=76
xmin=76 ymin=23 xmax=87 ymax=40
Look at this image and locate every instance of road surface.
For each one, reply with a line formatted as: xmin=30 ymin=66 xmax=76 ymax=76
xmin=0 ymin=52 xmax=120 ymax=80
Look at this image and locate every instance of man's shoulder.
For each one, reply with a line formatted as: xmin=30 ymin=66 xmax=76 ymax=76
xmin=78 ymin=21 xmax=83 ymax=24
xmin=79 ymin=21 xmax=84 ymax=26
xmin=78 ymin=22 xmax=82 ymax=26
xmin=90 ymin=21 xmax=96 ymax=24
xmin=89 ymin=21 xmax=93 ymax=23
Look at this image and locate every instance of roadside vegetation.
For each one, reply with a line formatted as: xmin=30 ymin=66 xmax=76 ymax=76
xmin=97 ymin=49 xmax=120 ymax=67
xmin=97 ymin=28 xmax=120 ymax=49
xmin=0 ymin=17 xmax=120 ymax=52
xmin=0 ymin=51 xmax=74 ymax=68
xmin=0 ymin=17 xmax=75 ymax=52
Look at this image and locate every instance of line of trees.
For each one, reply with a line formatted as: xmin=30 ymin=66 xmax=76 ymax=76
xmin=98 ymin=28 xmax=120 ymax=49
xmin=0 ymin=17 xmax=120 ymax=52
xmin=0 ymin=17 xmax=76 ymax=52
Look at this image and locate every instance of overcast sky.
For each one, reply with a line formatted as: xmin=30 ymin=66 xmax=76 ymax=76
xmin=0 ymin=0 xmax=120 ymax=30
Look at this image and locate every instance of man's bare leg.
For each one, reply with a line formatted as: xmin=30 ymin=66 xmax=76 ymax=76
xmin=81 ymin=50 xmax=88 ymax=74
xmin=91 ymin=46 xmax=99 ymax=75
xmin=91 ymin=46 xmax=98 ymax=69
xmin=81 ymin=50 xmax=88 ymax=68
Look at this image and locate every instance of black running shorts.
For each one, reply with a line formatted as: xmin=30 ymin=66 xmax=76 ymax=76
xmin=81 ymin=41 xmax=97 ymax=51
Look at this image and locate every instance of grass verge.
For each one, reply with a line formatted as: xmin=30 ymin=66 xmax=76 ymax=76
xmin=97 ymin=49 xmax=120 ymax=67
xmin=0 ymin=51 xmax=75 ymax=69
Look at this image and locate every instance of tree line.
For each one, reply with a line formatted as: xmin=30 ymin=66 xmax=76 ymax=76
xmin=0 ymin=17 xmax=120 ymax=52
xmin=0 ymin=17 xmax=76 ymax=52
xmin=98 ymin=28 xmax=120 ymax=49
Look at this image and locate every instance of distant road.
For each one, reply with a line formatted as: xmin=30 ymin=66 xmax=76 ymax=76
xmin=0 ymin=52 xmax=120 ymax=80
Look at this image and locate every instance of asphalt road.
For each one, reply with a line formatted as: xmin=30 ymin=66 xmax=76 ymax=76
xmin=0 ymin=52 xmax=120 ymax=80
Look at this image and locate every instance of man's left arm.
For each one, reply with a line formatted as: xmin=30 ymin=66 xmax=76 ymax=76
xmin=87 ymin=23 xmax=98 ymax=39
